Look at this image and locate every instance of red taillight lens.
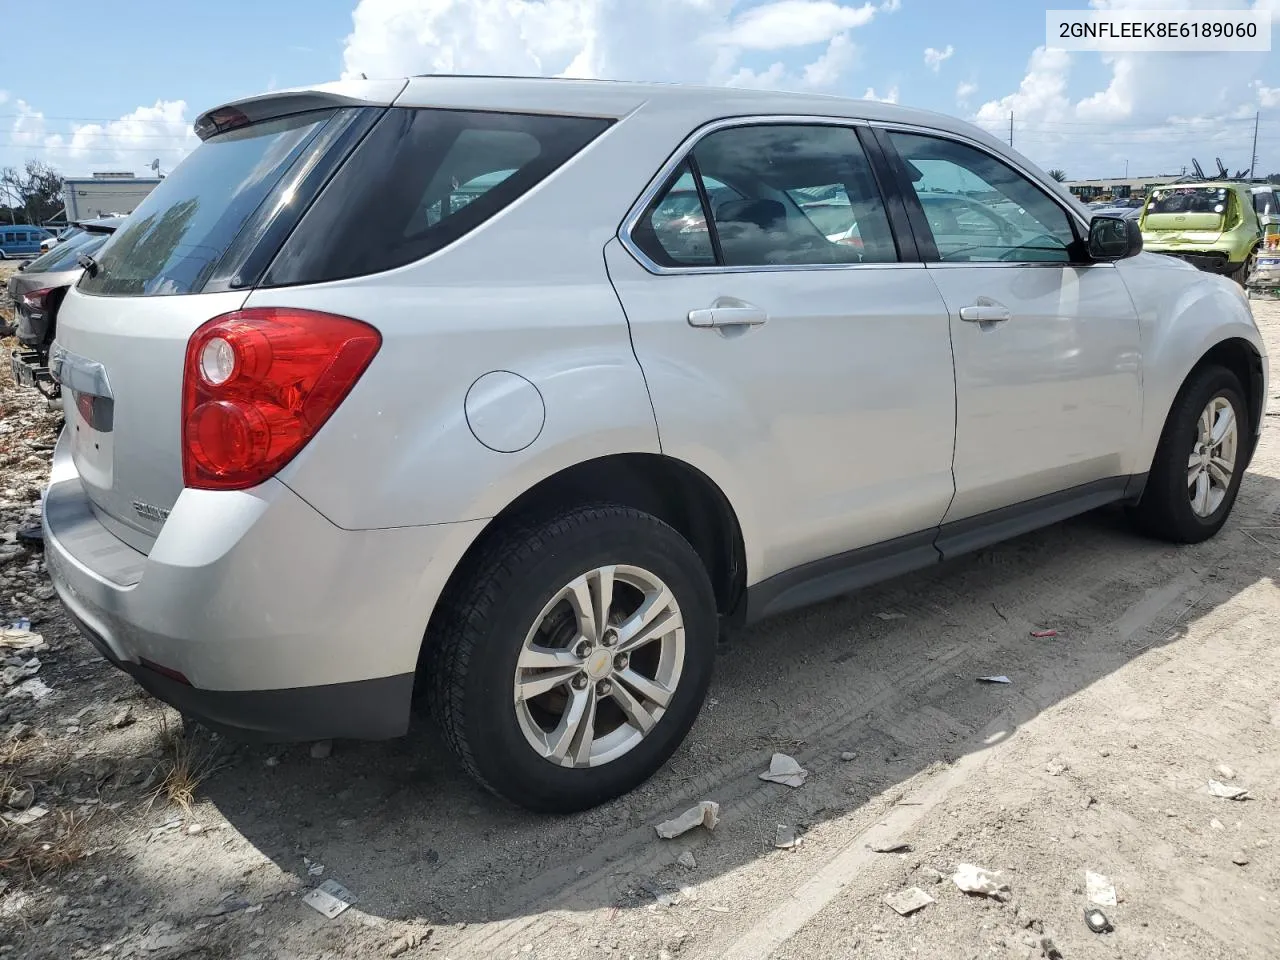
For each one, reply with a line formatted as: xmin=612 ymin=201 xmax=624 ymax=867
xmin=21 ymin=287 xmax=54 ymax=310
xmin=181 ymin=308 xmax=381 ymax=491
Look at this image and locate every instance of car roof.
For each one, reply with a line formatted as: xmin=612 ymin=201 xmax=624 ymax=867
xmin=1158 ymin=181 xmax=1251 ymax=191
xmin=200 ymin=75 xmax=1016 ymax=158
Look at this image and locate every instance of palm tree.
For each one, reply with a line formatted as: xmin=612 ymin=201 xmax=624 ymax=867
xmin=1047 ymin=169 xmax=1067 ymax=182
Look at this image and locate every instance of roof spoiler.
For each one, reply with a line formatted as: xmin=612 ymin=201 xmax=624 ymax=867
xmin=193 ymin=78 xmax=409 ymax=141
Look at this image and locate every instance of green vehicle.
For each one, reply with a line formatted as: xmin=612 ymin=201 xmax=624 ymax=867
xmin=1140 ymin=182 xmax=1278 ymax=285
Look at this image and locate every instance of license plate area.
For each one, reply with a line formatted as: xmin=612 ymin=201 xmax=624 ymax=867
xmin=50 ymin=343 xmax=116 ymax=492
xmin=71 ymin=389 xmax=115 ymax=490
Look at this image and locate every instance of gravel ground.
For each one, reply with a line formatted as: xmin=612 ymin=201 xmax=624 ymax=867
xmin=3 ymin=259 xmax=1280 ymax=959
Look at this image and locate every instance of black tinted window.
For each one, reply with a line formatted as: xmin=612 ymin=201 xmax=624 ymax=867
xmin=631 ymin=163 xmax=720 ymax=268
xmin=23 ymin=230 xmax=109 ymax=273
xmin=79 ymin=110 xmax=337 ymax=296
xmin=692 ymin=125 xmax=896 ymax=267
xmin=262 ymin=108 xmax=612 ymax=286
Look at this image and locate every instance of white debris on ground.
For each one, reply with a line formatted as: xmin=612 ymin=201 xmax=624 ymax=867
xmin=655 ymin=800 xmax=720 ymax=839
xmin=758 ymin=752 xmax=809 ymax=788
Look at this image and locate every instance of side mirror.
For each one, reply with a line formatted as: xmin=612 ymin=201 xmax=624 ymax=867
xmin=1088 ymin=215 xmax=1143 ymax=261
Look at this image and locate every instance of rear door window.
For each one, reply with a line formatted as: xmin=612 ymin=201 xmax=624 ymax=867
xmin=261 ymin=108 xmax=612 ymax=287
xmin=78 ymin=110 xmax=340 ymax=297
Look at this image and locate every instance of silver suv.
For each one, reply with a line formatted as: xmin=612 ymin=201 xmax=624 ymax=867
xmin=44 ymin=77 xmax=1267 ymax=813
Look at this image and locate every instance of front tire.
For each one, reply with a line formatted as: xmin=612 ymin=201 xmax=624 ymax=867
xmin=1132 ymin=365 xmax=1249 ymax=543
xmin=426 ymin=505 xmax=718 ymax=813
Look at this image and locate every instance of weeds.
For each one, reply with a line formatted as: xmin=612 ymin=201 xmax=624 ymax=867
xmin=0 ymin=809 xmax=88 ymax=878
xmin=147 ymin=717 xmax=225 ymax=814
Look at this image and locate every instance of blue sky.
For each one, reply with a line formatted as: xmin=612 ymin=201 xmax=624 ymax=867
xmin=1 ymin=0 xmax=1278 ymax=182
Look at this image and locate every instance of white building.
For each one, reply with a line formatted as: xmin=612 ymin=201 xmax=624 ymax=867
xmin=61 ymin=172 xmax=163 ymax=221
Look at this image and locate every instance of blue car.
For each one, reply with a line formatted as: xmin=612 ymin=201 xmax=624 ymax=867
xmin=0 ymin=224 xmax=54 ymax=259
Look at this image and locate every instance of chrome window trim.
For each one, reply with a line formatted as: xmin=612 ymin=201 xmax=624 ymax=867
xmin=868 ymin=120 xmax=1093 ymax=253
xmin=617 ymin=114 xmax=917 ymax=276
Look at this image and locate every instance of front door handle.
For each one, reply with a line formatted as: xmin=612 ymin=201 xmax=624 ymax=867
xmin=958 ymin=298 xmax=1012 ymax=323
xmin=687 ymin=304 xmax=769 ymax=329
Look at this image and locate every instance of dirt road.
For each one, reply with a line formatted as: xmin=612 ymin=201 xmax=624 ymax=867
xmin=3 ymin=264 xmax=1280 ymax=959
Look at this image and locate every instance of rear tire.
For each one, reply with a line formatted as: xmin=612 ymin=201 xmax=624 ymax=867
xmin=1131 ymin=365 xmax=1248 ymax=543
xmin=1231 ymin=248 xmax=1258 ymax=287
xmin=426 ymin=504 xmax=718 ymax=813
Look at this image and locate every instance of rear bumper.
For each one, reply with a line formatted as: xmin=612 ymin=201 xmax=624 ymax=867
xmin=66 ymin=604 xmax=413 ymax=741
xmin=1147 ymin=250 xmax=1239 ymax=275
xmin=42 ymin=429 xmax=486 ymax=741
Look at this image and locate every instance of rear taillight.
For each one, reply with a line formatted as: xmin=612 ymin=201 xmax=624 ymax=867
xmin=181 ymin=308 xmax=381 ymax=491
xmin=21 ymin=287 xmax=54 ymax=310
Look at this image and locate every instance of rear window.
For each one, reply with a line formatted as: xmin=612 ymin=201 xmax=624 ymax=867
xmin=78 ymin=110 xmax=337 ymax=297
xmin=23 ymin=230 xmax=109 ymax=273
xmin=261 ymin=108 xmax=612 ymax=287
xmin=1146 ymin=186 xmax=1231 ymax=216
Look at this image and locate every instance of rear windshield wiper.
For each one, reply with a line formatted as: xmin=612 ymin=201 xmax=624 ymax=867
xmin=77 ymin=253 xmax=100 ymax=277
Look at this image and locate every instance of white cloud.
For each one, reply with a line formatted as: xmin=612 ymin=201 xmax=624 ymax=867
xmin=969 ymin=0 xmax=1277 ymax=177
xmin=956 ymin=80 xmax=978 ymax=104
xmin=880 ymin=0 xmax=901 ymax=10
xmin=341 ymin=0 xmax=882 ymax=91
xmin=863 ymin=85 xmax=899 ymax=103
xmin=923 ymin=44 xmax=954 ymax=73
xmin=1 ymin=99 xmax=197 ymax=177
xmin=1257 ymin=80 xmax=1280 ymax=108
xmin=0 ymin=90 xmax=9 ymax=106
xmin=962 ymin=0 xmax=1274 ymax=179
xmin=719 ymin=1 xmax=876 ymax=49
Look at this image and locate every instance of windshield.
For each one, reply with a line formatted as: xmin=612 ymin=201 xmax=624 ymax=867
xmin=1146 ymin=186 xmax=1231 ymax=216
xmin=23 ymin=229 xmax=109 ymax=273
xmin=78 ymin=110 xmax=336 ymax=297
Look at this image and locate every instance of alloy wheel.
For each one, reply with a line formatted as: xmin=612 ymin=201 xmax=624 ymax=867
xmin=1187 ymin=395 xmax=1238 ymax=518
xmin=513 ymin=564 xmax=685 ymax=768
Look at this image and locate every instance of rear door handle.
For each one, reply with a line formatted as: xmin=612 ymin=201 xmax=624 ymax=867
xmin=687 ymin=305 xmax=769 ymax=329
xmin=958 ymin=298 xmax=1012 ymax=324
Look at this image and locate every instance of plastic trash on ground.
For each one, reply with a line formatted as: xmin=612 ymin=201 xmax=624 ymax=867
xmin=774 ymin=824 xmax=802 ymax=849
xmin=884 ymin=887 xmax=934 ymax=916
xmin=759 ymin=753 xmax=808 ymax=788
xmin=1085 ymin=870 xmax=1117 ymax=906
xmin=952 ymin=863 xmax=1010 ymax=899
xmin=302 ymin=879 xmax=357 ymax=919
xmin=1207 ymin=779 xmax=1250 ymax=800
xmin=655 ymin=801 xmax=720 ymax=839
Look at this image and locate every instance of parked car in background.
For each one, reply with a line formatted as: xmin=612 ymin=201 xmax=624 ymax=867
xmin=0 ymin=224 xmax=53 ymax=259
xmin=1091 ymin=204 xmax=1143 ymax=221
xmin=44 ymin=77 xmax=1267 ymax=814
xmin=40 ymin=225 xmax=83 ymax=252
xmin=8 ymin=217 xmax=121 ymax=397
xmin=1140 ymin=181 xmax=1268 ymax=284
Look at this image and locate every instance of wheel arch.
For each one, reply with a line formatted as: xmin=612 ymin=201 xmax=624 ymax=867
xmin=423 ymin=453 xmax=751 ymax=651
xmin=1191 ymin=337 xmax=1265 ymax=441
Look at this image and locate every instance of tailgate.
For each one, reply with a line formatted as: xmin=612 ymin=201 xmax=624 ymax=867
xmin=53 ymin=286 xmax=249 ymax=551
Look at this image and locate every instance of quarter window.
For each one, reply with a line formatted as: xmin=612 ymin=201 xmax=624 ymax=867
xmin=887 ymin=131 xmax=1077 ymax=263
xmin=630 ymin=124 xmax=897 ymax=269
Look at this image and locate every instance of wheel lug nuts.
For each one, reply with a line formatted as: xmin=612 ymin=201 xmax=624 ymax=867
xmin=602 ymin=628 xmax=619 ymax=647
xmin=597 ymin=680 xmax=613 ymax=696
xmin=614 ymin=654 xmax=628 ymax=670
xmin=574 ymin=640 xmax=592 ymax=659
xmin=572 ymin=674 xmax=588 ymax=690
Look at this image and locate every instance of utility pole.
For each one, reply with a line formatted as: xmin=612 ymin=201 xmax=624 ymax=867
xmin=1250 ymin=112 xmax=1260 ymax=180
xmin=1124 ymin=159 xmax=1129 ymax=179
xmin=1009 ymin=111 xmax=1014 ymax=148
